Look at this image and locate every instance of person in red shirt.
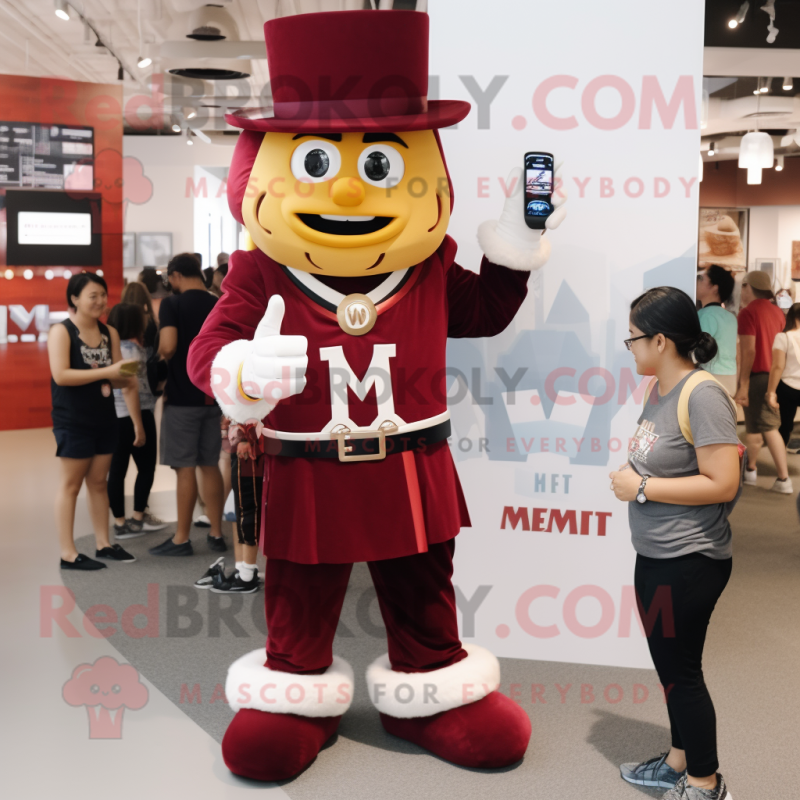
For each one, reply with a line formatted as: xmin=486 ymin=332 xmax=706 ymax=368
xmin=734 ymin=270 xmax=792 ymax=492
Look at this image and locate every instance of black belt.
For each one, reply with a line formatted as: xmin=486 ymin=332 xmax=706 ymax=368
xmin=263 ymin=420 xmax=451 ymax=462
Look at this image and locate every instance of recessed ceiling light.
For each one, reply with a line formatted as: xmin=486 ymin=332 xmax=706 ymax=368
xmin=784 ymin=77 xmax=794 ymax=91
xmin=137 ymin=55 xmax=152 ymax=69
xmin=171 ymin=123 xmax=181 ymax=133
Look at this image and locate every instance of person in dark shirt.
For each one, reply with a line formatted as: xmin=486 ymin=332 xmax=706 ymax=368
xmin=48 ymin=272 xmax=138 ymax=570
xmin=149 ymin=253 xmax=227 ymax=557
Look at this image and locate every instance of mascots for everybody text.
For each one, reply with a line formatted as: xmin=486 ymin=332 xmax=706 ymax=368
xmin=188 ymin=8 xmax=566 ymax=781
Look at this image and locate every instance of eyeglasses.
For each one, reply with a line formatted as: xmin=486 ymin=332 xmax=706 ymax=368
xmin=624 ymin=334 xmax=650 ymax=351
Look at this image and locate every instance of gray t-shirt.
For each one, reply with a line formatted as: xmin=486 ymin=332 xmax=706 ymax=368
xmin=627 ymin=370 xmax=739 ymax=560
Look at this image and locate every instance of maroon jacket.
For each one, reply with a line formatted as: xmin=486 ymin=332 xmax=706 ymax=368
xmin=188 ymin=236 xmax=528 ymax=564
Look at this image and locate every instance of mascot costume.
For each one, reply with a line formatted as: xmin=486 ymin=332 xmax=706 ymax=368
xmin=188 ymin=8 xmax=565 ymax=781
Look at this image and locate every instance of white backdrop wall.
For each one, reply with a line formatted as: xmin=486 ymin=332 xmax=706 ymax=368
xmin=748 ymin=205 xmax=800 ymax=286
xmin=122 ymin=135 xmax=234 ymax=276
xmin=429 ymin=0 xmax=705 ymax=668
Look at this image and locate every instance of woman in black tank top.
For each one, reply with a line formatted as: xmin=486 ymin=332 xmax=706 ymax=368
xmin=48 ymin=273 xmax=139 ymax=570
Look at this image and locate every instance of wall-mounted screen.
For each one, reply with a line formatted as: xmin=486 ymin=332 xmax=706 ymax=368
xmin=5 ymin=189 xmax=102 ymax=266
xmin=0 ymin=122 xmax=94 ymax=189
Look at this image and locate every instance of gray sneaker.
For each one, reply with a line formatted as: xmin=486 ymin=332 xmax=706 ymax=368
xmin=620 ymin=752 xmax=684 ymax=789
xmin=662 ymin=772 xmax=730 ymax=800
xmin=114 ymin=519 xmax=146 ymax=540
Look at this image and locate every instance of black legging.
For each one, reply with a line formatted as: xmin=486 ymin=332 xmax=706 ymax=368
xmin=107 ymin=410 xmax=157 ymax=518
xmin=231 ymin=453 xmax=263 ymax=546
xmin=776 ymin=379 xmax=800 ymax=444
xmin=635 ymin=552 xmax=732 ymax=777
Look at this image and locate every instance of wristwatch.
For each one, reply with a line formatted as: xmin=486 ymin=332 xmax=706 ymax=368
xmin=636 ymin=475 xmax=649 ymax=504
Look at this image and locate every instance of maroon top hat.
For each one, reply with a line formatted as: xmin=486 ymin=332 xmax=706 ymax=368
xmin=225 ymin=10 xmax=471 ymax=133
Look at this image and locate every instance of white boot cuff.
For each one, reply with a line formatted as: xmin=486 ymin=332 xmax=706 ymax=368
xmin=226 ymin=650 xmax=354 ymax=718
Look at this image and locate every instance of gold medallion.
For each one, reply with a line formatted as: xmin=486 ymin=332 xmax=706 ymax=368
xmin=337 ymin=293 xmax=377 ymax=336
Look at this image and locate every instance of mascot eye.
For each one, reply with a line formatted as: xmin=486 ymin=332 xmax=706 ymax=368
xmin=90 ymin=685 xmax=100 ymax=694
xmin=290 ymin=140 xmax=341 ymax=184
xmin=304 ymin=149 xmax=329 ymax=178
xmin=358 ymin=144 xmax=404 ymax=188
xmin=111 ymin=684 xmax=121 ymax=694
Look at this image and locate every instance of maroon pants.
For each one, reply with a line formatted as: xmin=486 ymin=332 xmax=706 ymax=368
xmin=264 ymin=540 xmax=467 ymax=675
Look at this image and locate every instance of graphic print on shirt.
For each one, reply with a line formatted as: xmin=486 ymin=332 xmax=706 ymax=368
xmin=80 ymin=335 xmax=112 ymax=369
xmin=319 ymin=343 xmax=407 ymax=433
xmin=629 ymin=419 xmax=658 ymax=464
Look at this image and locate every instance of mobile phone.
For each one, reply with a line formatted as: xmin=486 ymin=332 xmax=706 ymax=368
xmin=523 ymin=152 xmax=554 ymax=230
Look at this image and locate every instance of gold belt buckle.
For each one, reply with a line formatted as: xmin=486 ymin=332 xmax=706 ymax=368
xmin=331 ymin=424 xmax=397 ymax=463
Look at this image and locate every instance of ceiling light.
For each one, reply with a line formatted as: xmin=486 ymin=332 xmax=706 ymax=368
xmin=747 ymin=166 xmax=762 ymax=185
xmin=728 ymin=19 xmax=738 ymax=28
xmin=186 ymin=110 xmax=197 ymax=120
xmin=171 ymin=123 xmax=181 ymax=133
xmin=186 ymin=130 xmax=193 ymax=146
xmin=775 ymin=156 xmax=784 ymax=171
xmin=54 ymin=0 xmax=70 ymax=21
xmin=137 ymin=55 xmax=151 ymax=69
xmin=784 ymin=77 xmax=794 ymax=91
xmin=63 ymin=270 xmax=72 ymax=279
xmin=23 ymin=269 xmax=33 ymax=280
xmin=45 ymin=270 xmax=54 ymax=280
xmin=4 ymin=269 xmax=14 ymax=280
xmin=97 ymin=270 xmax=103 ymax=277
xmin=760 ymin=78 xmax=770 ymax=93
xmin=708 ymin=142 xmax=716 ymax=156
xmin=739 ymin=131 xmax=774 ymax=169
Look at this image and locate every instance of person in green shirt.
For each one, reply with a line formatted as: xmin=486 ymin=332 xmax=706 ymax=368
xmin=697 ymin=265 xmax=738 ymax=396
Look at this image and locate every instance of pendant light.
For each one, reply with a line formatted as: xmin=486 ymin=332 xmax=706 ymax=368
xmin=747 ymin=166 xmax=762 ymax=185
xmin=739 ymin=87 xmax=774 ymax=171
xmin=739 ymin=132 xmax=774 ymax=169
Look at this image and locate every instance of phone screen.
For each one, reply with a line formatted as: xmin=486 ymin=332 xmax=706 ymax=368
xmin=525 ymin=153 xmax=554 ymax=218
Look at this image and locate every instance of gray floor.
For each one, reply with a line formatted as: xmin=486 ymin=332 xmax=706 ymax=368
xmin=60 ymin=453 xmax=800 ymax=800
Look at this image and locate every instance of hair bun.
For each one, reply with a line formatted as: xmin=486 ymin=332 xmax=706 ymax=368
xmin=693 ymin=331 xmax=718 ymax=365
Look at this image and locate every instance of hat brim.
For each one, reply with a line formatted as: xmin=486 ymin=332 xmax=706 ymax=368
xmin=224 ymin=99 xmax=471 ymax=133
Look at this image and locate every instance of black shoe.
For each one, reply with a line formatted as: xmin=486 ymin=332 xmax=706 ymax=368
xmin=60 ymin=553 xmax=107 ymax=571
xmin=210 ymin=570 xmax=259 ymax=594
xmin=148 ymin=537 xmax=193 ymax=557
xmin=114 ymin=519 xmax=146 ymax=540
xmin=96 ymin=544 xmax=136 ymax=563
xmin=207 ymin=534 xmax=227 ymax=552
xmin=194 ymin=557 xmax=226 ymax=589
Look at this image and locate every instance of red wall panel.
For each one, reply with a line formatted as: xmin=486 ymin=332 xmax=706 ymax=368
xmin=0 ymin=76 xmax=123 ymax=431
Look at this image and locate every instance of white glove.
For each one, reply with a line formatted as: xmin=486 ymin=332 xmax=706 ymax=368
xmin=477 ymin=163 xmax=567 ymax=271
xmin=210 ymin=295 xmax=308 ymax=424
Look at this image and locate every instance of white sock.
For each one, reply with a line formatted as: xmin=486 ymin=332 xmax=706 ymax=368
xmin=235 ymin=561 xmax=245 ymax=575
xmin=238 ymin=563 xmax=257 ymax=583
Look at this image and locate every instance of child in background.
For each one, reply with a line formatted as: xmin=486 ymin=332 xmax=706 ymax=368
xmin=195 ymin=420 xmax=264 ymax=593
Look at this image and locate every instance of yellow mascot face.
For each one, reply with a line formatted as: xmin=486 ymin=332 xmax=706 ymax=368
xmin=241 ymin=130 xmax=451 ymax=277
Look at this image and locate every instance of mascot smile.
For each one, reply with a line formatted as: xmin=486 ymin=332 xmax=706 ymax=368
xmin=188 ymin=7 xmax=565 ymax=782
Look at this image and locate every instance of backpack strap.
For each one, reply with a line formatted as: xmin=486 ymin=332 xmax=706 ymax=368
xmin=677 ymin=371 xmax=736 ymax=445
